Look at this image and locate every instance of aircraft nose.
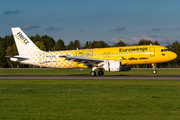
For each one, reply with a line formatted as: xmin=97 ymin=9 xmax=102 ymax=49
xmin=169 ymin=52 xmax=177 ymax=60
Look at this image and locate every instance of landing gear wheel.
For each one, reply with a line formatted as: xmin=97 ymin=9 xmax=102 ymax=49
xmin=90 ymin=71 xmax=96 ymax=76
xmin=98 ymin=71 xmax=104 ymax=76
xmin=153 ymin=70 xmax=157 ymax=74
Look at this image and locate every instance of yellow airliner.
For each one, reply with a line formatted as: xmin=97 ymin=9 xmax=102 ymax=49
xmin=9 ymin=27 xmax=177 ymax=76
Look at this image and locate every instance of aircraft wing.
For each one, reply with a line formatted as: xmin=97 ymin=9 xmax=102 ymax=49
xmin=59 ymin=55 xmax=105 ymax=66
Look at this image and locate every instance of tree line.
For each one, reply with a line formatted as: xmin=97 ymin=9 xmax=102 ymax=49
xmin=0 ymin=34 xmax=179 ymax=68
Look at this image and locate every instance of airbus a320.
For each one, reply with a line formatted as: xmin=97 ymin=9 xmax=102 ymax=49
xmin=9 ymin=27 xmax=177 ymax=76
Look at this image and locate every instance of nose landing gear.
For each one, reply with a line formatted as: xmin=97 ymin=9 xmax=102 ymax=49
xmin=153 ymin=70 xmax=157 ymax=74
xmin=152 ymin=63 xmax=157 ymax=74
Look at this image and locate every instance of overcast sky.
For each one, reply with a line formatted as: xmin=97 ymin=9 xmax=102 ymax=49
xmin=1 ymin=0 xmax=180 ymax=46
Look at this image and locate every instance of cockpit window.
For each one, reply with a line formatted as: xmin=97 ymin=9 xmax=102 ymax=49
xmin=164 ymin=49 xmax=170 ymax=52
xmin=161 ymin=49 xmax=170 ymax=52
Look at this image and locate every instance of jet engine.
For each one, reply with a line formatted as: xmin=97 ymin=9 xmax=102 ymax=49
xmin=97 ymin=61 xmax=131 ymax=72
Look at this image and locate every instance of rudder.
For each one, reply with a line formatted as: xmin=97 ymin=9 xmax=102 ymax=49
xmin=11 ymin=27 xmax=42 ymax=55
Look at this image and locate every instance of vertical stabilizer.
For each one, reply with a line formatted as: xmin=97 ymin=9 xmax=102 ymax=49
xmin=11 ymin=27 xmax=42 ymax=55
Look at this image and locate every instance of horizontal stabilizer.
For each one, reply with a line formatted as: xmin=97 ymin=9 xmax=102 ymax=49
xmin=6 ymin=56 xmax=30 ymax=60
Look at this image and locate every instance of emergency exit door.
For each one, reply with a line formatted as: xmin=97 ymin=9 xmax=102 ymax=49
xmin=149 ymin=47 xmax=155 ymax=57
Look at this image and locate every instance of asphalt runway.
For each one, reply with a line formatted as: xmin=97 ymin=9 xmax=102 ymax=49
xmin=0 ymin=75 xmax=180 ymax=80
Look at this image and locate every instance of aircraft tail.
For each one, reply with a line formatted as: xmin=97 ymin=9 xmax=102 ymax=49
xmin=11 ymin=27 xmax=42 ymax=55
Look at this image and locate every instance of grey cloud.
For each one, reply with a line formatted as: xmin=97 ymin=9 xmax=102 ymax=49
xmin=4 ymin=10 xmax=20 ymax=15
xmin=80 ymin=28 xmax=87 ymax=33
xmin=176 ymin=28 xmax=180 ymax=31
xmin=152 ymin=28 xmax=168 ymax=31
xmin=149 ymin=35 xmax=163 ymax=38
xmin=56 ymin=27 xmax=63 ymax=31
xmin=110 ymin=26 xmax=126 ymax=31
xmin=22 ymin=24 xmax=40 ymax=30
xmin=45 ymin=26 xmax=54 ymax=31
xmin=45 ymin=26 xmax=63 ymax=31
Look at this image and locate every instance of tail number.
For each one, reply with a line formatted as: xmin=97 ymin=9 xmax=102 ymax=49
xmin=16 ymin=31 xmax=29 ymax=45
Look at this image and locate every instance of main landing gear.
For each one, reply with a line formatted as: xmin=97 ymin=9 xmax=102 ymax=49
xmin=90 ymin=69 xmax=104 ymax=76
xmin=98 ymin=70 xmax=104 ymax=76
xmin=152 ymin=63 xmax=157 ymax=74
xmin=90 ymin=71 xmax=96 ymax=76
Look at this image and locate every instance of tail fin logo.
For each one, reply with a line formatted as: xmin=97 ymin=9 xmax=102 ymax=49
xmin=15 ymin=31 xmax=29 ymax=45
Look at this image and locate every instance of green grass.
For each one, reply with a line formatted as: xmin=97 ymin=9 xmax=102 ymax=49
xmin=1 ymin=80 xmax=180 ymax=119
xmin=0 ymin=68 xmax=180 ymax=75
xmin=0 ymin=69 xmax=180 ymax=119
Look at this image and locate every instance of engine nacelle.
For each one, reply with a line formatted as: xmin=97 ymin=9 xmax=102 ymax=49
xmin=98 ymin=61 xmax=131 ymax=72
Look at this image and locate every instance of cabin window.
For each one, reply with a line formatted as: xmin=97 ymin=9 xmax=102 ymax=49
xmin=112 ymin=53 xmax=113 ymax=55
xmin=161 ymin=49 xmax=163 ymax=52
